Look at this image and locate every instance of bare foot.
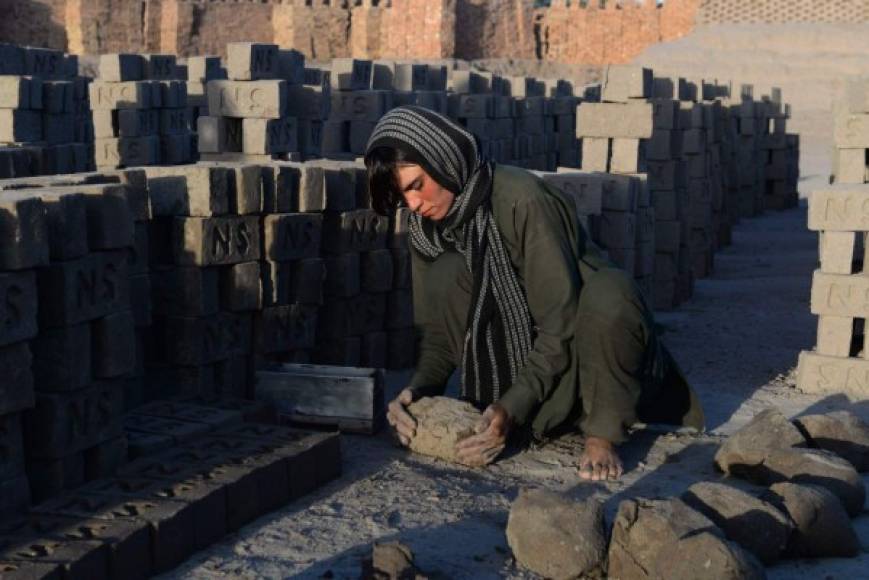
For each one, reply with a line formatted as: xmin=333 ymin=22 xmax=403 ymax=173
xmin=577 ymin=436 xmax=624 ymax=481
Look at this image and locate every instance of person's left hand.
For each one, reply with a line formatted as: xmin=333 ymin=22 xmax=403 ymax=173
xmin=455 ymin=403 xmax=511 ymax=467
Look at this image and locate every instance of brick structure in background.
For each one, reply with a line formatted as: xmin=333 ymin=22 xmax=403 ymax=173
xmin=1 ymin=0 xmax=701 ymax=65
xmin=574 ymin=65 xmax=798 ymax=310
xmin=0 ymin=44 xmax=93 ymax=178
xmin=90 ymin=53 xmax=194 ymax=169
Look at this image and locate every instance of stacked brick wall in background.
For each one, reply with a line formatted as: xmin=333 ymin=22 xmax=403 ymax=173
xmin=18 ymin=0 xmax=869 ymax=66
xmin=0 ymin=44 xmax=92 ymax=178
xmin=1 ymin=0 xmax=703 ymax=65
xmin=576 ymin=65 xmax=798 ymax=309
xmin=576 ymin=68 xmax=655 ymax=302
xmin=90 ymin=53 xmax=193 ymax=170
xmin=322 ymin=58 xmax=391 ymax=158
xmin=198 ymin=43 xmax=310 ymax=163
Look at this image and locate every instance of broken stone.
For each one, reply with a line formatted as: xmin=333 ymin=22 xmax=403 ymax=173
xmin=607 ymin=498 xmax=765 ymax=580
xmin=762 ymin=482 xmax=859 ymax=558
xmin=681 ymin=481 xmax=791 ymax=565
xmin=406 ymin=397 xmax=481 ymax=466
xmin=745 ymin=447 xmax=866 ymax=516
xmin=714 ymin=408 xmax=806 ymax=475
xmin=506 ymin=488 xmax=606 ymax=579
xmin=794 ymin=411 xmax=869 ymax=472
xmin=363 ymin=541 xmax=426 ymax=580
xmin=655 ymin=530 xmax=768 ymax=580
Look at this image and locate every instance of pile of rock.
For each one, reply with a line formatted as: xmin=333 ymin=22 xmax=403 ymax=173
xmin=0 ymin=44 xmax=91 ymax=178
xmin=506 ymin=407 xmax=867 ymax=579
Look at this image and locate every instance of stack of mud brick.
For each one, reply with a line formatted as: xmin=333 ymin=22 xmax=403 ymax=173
xmin=759 ymin=88 xmax=799 ymax=210
xmin=0 ymin=170 xmax=149 ymax=508
xmin=535 ymin=170 xmax=604 ymax=238
xmin=0 ymin=424 xmax=340 ymax=578
xmin=505 ymin=76 xmax=548 ymax=170
xmin=91 ymin=53 xmax=192 ymax=170
xmin=253 ymin=160 xmax=328 ymax=366
xmin=143 ymin=164 xmax=262 ymax=403
xmin=576 ymin=65 xmax=655 ymax=302
xmin=312 ymin=159 xmax=415 ymax=369
xmin=831 ymin=79 xmax=869 ymax=186
xmin=447 ymin=69 xmax=512 ymax=164
xmin=322 ymin=58 xmax=392 ymax=159
xmin=296 ymin=65 xmax=332 ymax=161
xmin=0 ymin=43 xmax=92 ymax=178
xmin=199 ymin=43 xmax=308 ymax=163
xmin=446 ymin=71 xmax=569 ymax=172
xmin=180 ymin=55 xmax=226 ymax=144
xmin=374 ymin=60 xmax=448 ymax=119
xmin=544 ymin=78 xmax=581 ymax=170
xmin=678 ymin=78 xmax=718 ymax=282
xmin=728 ymin=84 xmax=770 ymax=218
xmin=646 ymin=75 xmax=692 ymax=309
xmin=0 ymin=190 xmax=41 ymax=515
xmin=798 ymin=183 xmax=869 ymax=401
xmin=714 ymin=81 xmax=743 ymax=247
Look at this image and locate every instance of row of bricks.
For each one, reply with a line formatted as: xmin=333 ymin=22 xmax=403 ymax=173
xmin=0 ymin=423 xmax=341 ymax=579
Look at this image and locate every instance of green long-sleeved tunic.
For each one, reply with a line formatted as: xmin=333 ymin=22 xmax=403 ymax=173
xmin=407 ymin=165 xmax=704 ymax=443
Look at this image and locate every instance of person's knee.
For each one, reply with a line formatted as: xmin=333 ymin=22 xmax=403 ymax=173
xmin=579 ymin=268 xmax=644 ymax=328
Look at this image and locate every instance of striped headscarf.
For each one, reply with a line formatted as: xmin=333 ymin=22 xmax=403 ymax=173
xmin=367 ymin=106 xmax=535 ymax=407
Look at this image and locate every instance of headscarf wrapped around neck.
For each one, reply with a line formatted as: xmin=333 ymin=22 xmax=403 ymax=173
xmin=367 ymin=106 xmax=535 ymax=407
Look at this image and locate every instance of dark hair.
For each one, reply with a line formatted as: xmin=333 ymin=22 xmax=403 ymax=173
xmin=364 ymin=145 xmax=424 ymax=216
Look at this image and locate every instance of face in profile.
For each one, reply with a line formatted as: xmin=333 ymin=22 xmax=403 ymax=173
xmin=395 ymin=163 xmax=455 ymax=221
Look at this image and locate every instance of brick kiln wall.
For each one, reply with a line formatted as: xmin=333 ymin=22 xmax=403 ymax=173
xmin=697 ymin=0 xmax=869 ymax=24
xmin=0 ymin=0 xmax=68 ymax=51
xmin=531 ymin=0 xmax=701 ymax=65
xmin=4 ymin=0 xmax=699 ymax=65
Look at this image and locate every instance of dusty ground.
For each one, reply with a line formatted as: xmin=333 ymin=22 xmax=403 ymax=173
xmin=162 ymin=23 xmax=869 ymax=580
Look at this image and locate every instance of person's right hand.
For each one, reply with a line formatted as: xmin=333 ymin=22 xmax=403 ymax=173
xmin=387 ymin=388 xmax=417 ymax=446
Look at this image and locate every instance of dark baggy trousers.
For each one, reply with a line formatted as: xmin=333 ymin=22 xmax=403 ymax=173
xmin=420 ymin=251 xmax=704 ymax=443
